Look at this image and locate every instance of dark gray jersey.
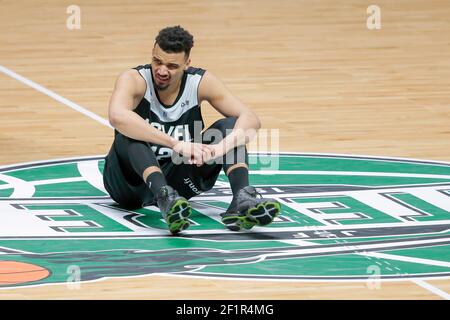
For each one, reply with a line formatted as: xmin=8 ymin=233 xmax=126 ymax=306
xmin=126 ymin=64 xmax=206 ymax=164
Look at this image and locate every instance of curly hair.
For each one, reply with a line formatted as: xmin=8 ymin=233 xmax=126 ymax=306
xmin=155 ymin=26 xmax=194 ymax=57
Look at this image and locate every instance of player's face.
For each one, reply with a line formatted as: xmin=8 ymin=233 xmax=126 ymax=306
xmin=151 ymin=44 xmax=190 ymax=91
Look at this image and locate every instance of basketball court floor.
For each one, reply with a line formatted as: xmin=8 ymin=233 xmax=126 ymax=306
xmin=0 ymin=0 xmax=449 ymax=299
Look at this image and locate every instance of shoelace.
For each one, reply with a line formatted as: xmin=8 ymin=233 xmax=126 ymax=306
xmin=247 ymin=187 xmax=263 ymax=199
xmin=157 ymin=187 xmax=174 ymax=202
xmin=157 ymin=187 xmax=168 ymax=200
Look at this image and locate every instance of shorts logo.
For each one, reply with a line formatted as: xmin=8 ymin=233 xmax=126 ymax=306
xmin=183 ymin=177 xmax=202 ymax=195
xmin=0 ymin=153 xmax=449 ymax=289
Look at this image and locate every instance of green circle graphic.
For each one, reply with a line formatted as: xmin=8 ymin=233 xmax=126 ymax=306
xmin=0 ymin=153 xmax=450 ymax=287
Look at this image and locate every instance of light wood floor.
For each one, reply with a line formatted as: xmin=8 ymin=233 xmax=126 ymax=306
xmin=0 ymin=0 xmax=449 ymax=299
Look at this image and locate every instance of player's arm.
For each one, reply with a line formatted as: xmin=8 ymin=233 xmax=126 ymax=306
xmin=108 ymin=70 xmax=207 ymax=164
xmin=108 ymin=70 xmax=178 ymax=148
xmin=199 ymin=71 xmax=261 ymax=155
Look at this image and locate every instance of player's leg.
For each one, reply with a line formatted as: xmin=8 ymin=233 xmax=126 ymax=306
xmin=201 ymin=117 xmax=281 ymax=231
xmin=200 ymin=117 xmax=249 ymax=193
xmin=103 ymin=147 xmax=150 ymax=209
xmin=103 ymin=133 xmax=191 ymax=234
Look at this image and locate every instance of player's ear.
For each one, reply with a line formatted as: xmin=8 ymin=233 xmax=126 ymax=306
xmin=185 ymin=57 xmax=191 ymax=70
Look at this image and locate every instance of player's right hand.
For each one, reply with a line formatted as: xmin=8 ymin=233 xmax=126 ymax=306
xmin=173 ymin=141 xmax=212 ymax=166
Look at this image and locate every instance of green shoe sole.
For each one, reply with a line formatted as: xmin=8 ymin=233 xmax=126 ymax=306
xmin=221 ymin=214 xmax=249 ymax=232
xmin=246 ymin=201 xmax=281 ymax=226
xmin=222 ymin=201 xmax=281 ymax=232
xmin=165 ymin=199 xmax=192 ymax=235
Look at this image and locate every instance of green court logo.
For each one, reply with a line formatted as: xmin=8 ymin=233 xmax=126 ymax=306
xmin=0 ymin=153 xmax=450 ymax=288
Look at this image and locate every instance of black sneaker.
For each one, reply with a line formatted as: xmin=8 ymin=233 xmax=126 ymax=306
xmin=220 ymin=186 xmax=281 ymax=231
xmin=156 ymin=186 xmax=192 ymax=235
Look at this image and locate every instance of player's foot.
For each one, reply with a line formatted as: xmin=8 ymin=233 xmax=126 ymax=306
xmin=220 ymin=186 xmax=281 ymax=231
xmin=156 ymin=186 xmax=191 ymax=235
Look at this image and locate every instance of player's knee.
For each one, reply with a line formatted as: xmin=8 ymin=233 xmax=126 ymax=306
xmin=212 ymin=117 xmax=237 ymax=135
xmin=203 ymin=117 xmax=237 ymax=144
xmin=114 ymin=132 xmax=137 ymax=149
xmin=115 ymin=133 xmax=154 ymax=155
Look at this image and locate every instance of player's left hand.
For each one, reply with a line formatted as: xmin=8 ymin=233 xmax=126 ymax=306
xmin=200 ymin=143 xmax=227 ymax=166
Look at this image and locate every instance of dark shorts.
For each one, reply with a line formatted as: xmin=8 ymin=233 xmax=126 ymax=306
xmin=103 ymin=147 xmax=222 ymax=209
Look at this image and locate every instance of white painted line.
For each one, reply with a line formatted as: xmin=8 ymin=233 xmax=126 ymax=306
xmin=357 ymin=252 xmax=450 ymax=299
xmin=0 ymin=155 xmax=107 ymax=171
xmin=412 ymin=279 xmax=450 ymax=300
xmin=32 ymin=177 xmax=84 ymax=185
xmin=0 ymin=66 xmax=449 ymax=176
xmin=0 ymin=65 xmax=112 ymax=128
xmin=0 ymin=246 xmax=32 ymax=255
xmin=226 ymin=237 xmax=450 ymax=262
xmin=0 ymin=178 xmax=84 ymax=190
xmin=280 ymin=239 xmax=320 ymax=246
xmin=248 ymin=152 xmax=450 ymax=166
xmin=357 ymin=252 xmax=450 ymax=268
xmin=0 ymin=67 xmax=449 ymax=176
xmin=249 ymin=170 xmax=450 ymax=180
xmin=1 ymin=153 xmax=449 ymax=172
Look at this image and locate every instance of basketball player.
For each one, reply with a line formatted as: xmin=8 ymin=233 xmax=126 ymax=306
xmin=103 ymin=26 xmax=281 ymax=234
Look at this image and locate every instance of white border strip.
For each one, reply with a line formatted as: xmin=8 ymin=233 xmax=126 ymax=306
xmin=0 ymin=65 xmax=112 ymax=128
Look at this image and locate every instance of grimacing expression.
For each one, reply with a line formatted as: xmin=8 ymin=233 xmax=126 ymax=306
xmin=151 ymin=44 xmax=190 ymax=91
